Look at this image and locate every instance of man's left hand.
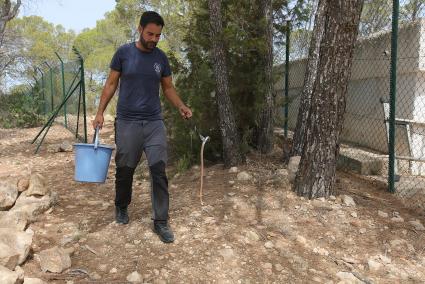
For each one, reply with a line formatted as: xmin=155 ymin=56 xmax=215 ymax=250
xmin=179 ymin=105 xmax=192 ymax=119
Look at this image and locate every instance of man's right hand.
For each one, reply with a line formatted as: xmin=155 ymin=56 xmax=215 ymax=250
xmin=92 ymin=113 xmax=104 ymax=129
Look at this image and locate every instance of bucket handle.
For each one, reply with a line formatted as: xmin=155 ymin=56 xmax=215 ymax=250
xmin=92 ymin=126 xmax=100 ymax=150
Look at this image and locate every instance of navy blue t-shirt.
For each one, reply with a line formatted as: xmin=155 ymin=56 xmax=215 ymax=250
xmin=110 ymin=42 xmax=172 ymax=121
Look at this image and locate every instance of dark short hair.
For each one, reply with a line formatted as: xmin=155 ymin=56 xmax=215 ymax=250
xmin=140 ymin=11 xmax=164 ymax=28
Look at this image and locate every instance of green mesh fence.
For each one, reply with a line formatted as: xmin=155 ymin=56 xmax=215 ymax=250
xmin=276 ymin=1 xmax=425 ymax=205
xmin=31 ymin=48 xmax=87 ymax=152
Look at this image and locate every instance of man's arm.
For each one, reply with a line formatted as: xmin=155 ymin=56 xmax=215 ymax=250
xmin=161 ymin=75 xmax=192 ymax=119
xmin=92 ymin=69 xmax=121 ymax=129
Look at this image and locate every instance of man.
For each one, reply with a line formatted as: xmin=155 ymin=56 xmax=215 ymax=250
xmin=92 ymin=11 xmax=192 ymax=243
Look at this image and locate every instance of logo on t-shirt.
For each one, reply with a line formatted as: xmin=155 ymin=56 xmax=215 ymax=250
xmin=154 ymin=63 xmax=162 ymax=77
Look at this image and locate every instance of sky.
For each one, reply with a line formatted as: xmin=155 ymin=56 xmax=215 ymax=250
xmin=19 ymin=0 xmax=117 ymax=33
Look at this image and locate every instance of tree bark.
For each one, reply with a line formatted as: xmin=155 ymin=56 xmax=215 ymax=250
xmin=294 ymin=0 xmax=364 ymax=198
xmin=208 ymin=0 xmax=244 ymax=167
xmin=291 ymin=0 xmax=326 ymax=157
xmin=0 ymin=0 xmax=21 ymax=45
xmin=256 ymin=0 xmax=275 ymax=154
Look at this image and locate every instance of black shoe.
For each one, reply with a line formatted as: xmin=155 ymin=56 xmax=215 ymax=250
xmin=153 ymin=222 xmax=174 ymax=243
xmin=115 ymin=206 xmax=129 ymax=224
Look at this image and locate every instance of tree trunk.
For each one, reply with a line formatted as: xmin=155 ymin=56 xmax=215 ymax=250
xmin=294 ymin=0 xmax=364 ymax=198
xmin=0 ymin=0 xmax=21 ymax=45
xmin=256 ymin=0 xmax=274 ymax=154
xmin=208 ymin=0 xmax=244 ymax=167
xmin=291 ymin=0 xmax=326 ymax=157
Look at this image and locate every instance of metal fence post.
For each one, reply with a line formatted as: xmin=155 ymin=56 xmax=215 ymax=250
xmin=284 ymin=20 xmax=290 ymax=138
xmin=73 ymin=47 xmax=87 ymax=143
xmin=388 ymin=0 xmax=399 ymax=193
xmin=55 ymin=52 xmax=68 ymax=128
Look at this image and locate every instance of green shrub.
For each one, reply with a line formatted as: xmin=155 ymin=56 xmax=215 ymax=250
xmin=0 ymin=89 xmax=45 ymax=128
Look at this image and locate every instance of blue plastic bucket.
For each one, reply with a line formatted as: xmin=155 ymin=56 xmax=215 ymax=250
xmin=73 ymin=128 xmax=114 ymax=183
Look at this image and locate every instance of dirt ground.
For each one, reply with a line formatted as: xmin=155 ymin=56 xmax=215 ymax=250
xmin=1 ymin=121 xmax=425 ymax=283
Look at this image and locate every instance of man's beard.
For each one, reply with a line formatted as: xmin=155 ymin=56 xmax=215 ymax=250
xmin=140 ymin=36 xmax=157 ymax=51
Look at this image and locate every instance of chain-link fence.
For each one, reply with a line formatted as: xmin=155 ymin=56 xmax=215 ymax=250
xmin=276 ymin=1 xmax=425 ymax=207
xmin=31 ymin=48 xmax=87 ymax=153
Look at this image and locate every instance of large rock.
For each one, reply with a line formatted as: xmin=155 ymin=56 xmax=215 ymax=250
xmin=0 ymin=211 xmax=29 ymax=231
xmin=26 ymin=174 xmax=48 ymax=197
xmin=36 ymin=246 xmax=71 ymax=273
xmin=24 ymin=278 xmax=48 ymax=284
xmin=287 ymin=156 xmax=301 ymax=183
xmin=0 ymin=181 xmax=18 ymax=210
xmin=0 ymin=265 xmax=20 ymax=284
xmin=0 ymin=228 xmax=33 ymax=269
xmin=10 ymin=193 xmax=56 ymax=221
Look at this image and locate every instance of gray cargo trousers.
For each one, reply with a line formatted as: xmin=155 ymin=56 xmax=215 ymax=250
xmin=114 ymin=119 xmax=169 ymax=222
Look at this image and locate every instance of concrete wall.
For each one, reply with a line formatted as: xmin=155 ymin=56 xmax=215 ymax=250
xmin=275 ymin=20 xmax=425 ymax=175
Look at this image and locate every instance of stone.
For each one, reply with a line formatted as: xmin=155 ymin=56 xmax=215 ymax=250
xmin=228 ymin=167 xmax=238 ymax=173
xmin=0 ymin=180 xmax=18 ymax=210
xmin=409 ymin=220 xmax=425 ymax=231
xmin=10 ymin=193 xmax=55 ymax=221
xmin=359 ymin=228 xmax=366 ymax=234
xmin=126 ymin=271 xmax=143 ymax=283
xmin=0 ymin=265 xmax=20 ymax=284
xmin=264 ymin=241 xmax=274 ymax=249
xmin=336 ymin=271 xmax=363 ymax=283
xmin=17 ymin=178 xmax=30 ymax=193
xmin=313 ymin=247 xmax=329 ymax=256
xmin=0 ymin=228 xmax=33 ymax=269
xmin=237 ymin=171 xmax=252 ymax=181
xmin=378 ymin=254 xmax=391 ymax=264
xmin=90 ymin=272 xmax=101 ymax=280
xmin=296 ymin=236 xmax=307 ymax=246
xmin=59 ymin=141 xmax=73 ymax=152
xmin=245 ymin=230 xmax=260 ymax=242
xmin=378 ymin=210 xmax=388 ymax=218
xmin=275 ymin=263 xmax=284 ymax=272
xmin=36 ymin=246 xmax=71 ymax=273
xmin=219 ymin=248 xmax=235 ymax=263
xmin=47 ymin=144 xmax=60 ymax=153
xmin=287 ymin=156 xmax=301 ymax=183
xmin=263 ymin=262 xmax=272 ymax=269
xmin=26 ymin=174 xmax=48 ymax=197
xmin=367 ymin=259 xmax=382 ymax=271
xmin=342 ymin=195 xmax=356 ymax=207
xmin=15 ymin=266 xmax=24 ymax=282
xmin=350 ymin=212 xmax=358 ymax=218
xmin=0 ymin=211 xmax=28 ymax=231
xmin=24 ymin=278 xmax=48 ymax=284
xmin=109 ymin=267 xmax=117 ymax=274
xmin=391 ymin=216 xmax=404 ymax=223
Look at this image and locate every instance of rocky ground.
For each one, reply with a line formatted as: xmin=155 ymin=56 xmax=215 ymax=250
xmin=1 ymin=120 xmax=425 ymax=284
